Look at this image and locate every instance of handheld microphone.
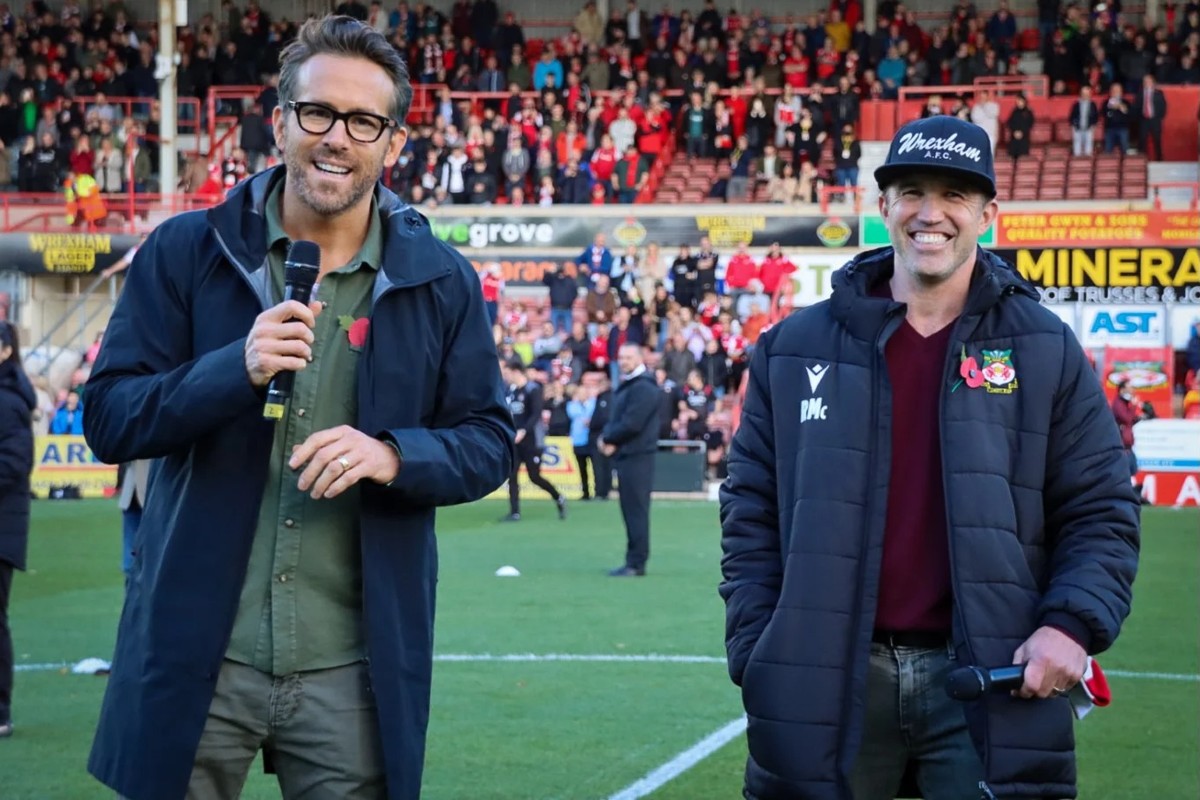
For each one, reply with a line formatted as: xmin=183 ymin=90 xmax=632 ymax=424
xmin=945 ymin=664 xmax=1027 ymax=701
xmin=263 ymin=240 xmax=320 ymax=420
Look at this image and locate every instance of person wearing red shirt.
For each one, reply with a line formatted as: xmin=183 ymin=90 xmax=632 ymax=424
xmin=590 ymin=133 xmax=619 ymax=184
xmin=783 ymin=45 xmax=811 ymax=89
xmin=480 ymin=264 xmax=504 ymax=327
xmin=758 ymin=242 xmax=797 ymax=295
xmin=724 ymin=242 xmax=760 ymax=293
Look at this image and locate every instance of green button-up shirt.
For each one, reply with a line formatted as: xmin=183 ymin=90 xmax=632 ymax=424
xmin=226 ymin=179 xmax=382 ymax=676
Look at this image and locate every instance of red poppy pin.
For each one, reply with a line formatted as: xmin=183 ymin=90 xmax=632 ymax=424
xmin=953 ymin=345 xmax=985 ymax=392
xmin=339 ymin=316 xmax=369 ymax=352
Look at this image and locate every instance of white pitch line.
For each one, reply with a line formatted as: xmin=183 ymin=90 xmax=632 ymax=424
xmin=606 ymin=716 xmax=748 ymax=800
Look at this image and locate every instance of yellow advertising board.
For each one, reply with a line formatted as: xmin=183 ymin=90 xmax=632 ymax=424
xmin=485 ymin=436 xmax=604 ymax=500
xmin=30 ymin=435 xmax=118 ymax=499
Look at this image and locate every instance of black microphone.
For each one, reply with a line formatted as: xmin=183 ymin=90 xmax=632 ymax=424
xmin=263 ymin=240 xmax=320 ymax=420
xmin=945 ymin=664 xmax=1027 ymax=701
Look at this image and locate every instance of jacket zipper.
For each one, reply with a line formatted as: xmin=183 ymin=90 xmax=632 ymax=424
xmin=942 ymin=324 xmax=987 ymax=790
xmin=840 ymin=308 xmax=903 ymax=788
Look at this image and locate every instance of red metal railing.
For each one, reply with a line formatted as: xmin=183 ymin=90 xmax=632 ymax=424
xmin=1 ymin=192 xmax=218 ymax=234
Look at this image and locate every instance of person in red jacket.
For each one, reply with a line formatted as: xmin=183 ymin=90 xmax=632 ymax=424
xmin=1110 ymin=378 xmax=1147 ymax=501
xmin=757 ymin=242 xmax=797 ymax=296
xmin=724 ymin=242 xmax=760 ymax=295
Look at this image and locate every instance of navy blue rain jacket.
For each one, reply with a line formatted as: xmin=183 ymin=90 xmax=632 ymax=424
xmin=84 ymin=167 xmax=515 ymax=800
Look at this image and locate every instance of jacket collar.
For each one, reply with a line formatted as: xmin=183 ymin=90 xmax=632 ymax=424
xmin=206 ymin=166 xmax=452 ymax=307
xmin=830 ymin=245 xmax=1037 ymax=341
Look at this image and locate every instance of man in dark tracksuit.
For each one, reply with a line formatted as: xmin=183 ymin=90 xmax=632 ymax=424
xmin=720 ymin=116 xmax=1140 ymax=800
xmin=502 ymin=360 xmax=566 ymax=522
xmin=600 ymin=345 xmax=661 ymax=576
xmin=588 ymin=373 xmax=614 ymax=499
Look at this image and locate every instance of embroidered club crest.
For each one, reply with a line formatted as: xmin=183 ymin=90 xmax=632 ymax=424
xmin=981 ymin=349 xmax=1018 ymax=394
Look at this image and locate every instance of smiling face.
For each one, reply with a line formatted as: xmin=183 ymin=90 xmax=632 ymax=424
xmin=273 ymin=53 xmax=406 ymax=220
xmin=879 ymin=173 xmax=998 ymax=287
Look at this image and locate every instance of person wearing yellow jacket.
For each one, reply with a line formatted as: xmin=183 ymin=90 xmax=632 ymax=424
xmin=64 ymin=172 xmax=108 ymax=229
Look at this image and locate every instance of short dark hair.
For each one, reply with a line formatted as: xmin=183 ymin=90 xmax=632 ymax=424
xmin=278 ymin=14 xmax=413 ymax=122
xmin=0 ymin=322 xmax=21 ymax=366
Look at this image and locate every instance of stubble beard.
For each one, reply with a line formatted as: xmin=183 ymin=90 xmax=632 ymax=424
xmin=283 ymin=145 xmax=382 ymax=218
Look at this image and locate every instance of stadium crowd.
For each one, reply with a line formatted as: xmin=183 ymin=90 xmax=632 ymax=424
xmin=1 ymin=0 xmax=1199 ymax=198
xmin=1 ymin=0 xmax=1198 ymax=481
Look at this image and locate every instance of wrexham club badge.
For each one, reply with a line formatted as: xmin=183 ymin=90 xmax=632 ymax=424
xmin=980 ymin=349 xmax=1018 ymax=394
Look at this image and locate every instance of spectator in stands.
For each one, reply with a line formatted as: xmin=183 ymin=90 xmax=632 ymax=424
xmin=532 ymin=322 xmax=565 ymax=373
xmin=834 ymin=123 xmax=862 ymax=191
xmin=970 ymin=89 xmax=1000 ymax=153
xmin=736 ymin=279 xmax=771 ymax=321
xmin=1005 ymin=93 xmax=1035 ymax=159
xmin=0 ymin=320 xmax=34 ymax=741
xmin=93 ymin=136 xmax=122 ymax=193
xmin=543 ymin=263 xmax=578 ymax=335
xmin=768 ymin=161 xmax=799 ymax=203
xmin=662 ymin=332 xmax=698 ymax=387
xmin=1187 ymin=318 xmax=1200 ymax=379
xmin=726 ymin=135 xmax=752 ymax=201
xmin=1103 ymin=82 xmax=1132 ymax=153
xmin=1069 ymin=85 xmax=1100 ymax=156
xmin=577 ymin=232 xmax=614 ymax=282
xmin=586 ymin=273 xmax=619 ymax=334
xmin=481 ymin=263 xmax=503 ymax=327
xmin=1135 ymin=74 xmax=1168 ymax=160
xmin=50 ymin=389 xmax=85 ymax=435
xmin=567 ymin=382 xmax=597 ymax=500
xmin=613 ymin=143 xmax=647 ymax=202
xmin=758 ymin=242 xmax=796 ymax=297
xmin=467 ymin=158 xmax=497 ymax=204
xmin=724 ymin=242 xmax=759 ymax=299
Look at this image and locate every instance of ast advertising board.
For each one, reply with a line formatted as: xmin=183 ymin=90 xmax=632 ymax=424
xmin=1079 ymin=305 xmax=1168 ymax=348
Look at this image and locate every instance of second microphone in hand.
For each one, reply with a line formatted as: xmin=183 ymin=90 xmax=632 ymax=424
xmin=263 ymin=240 xmax=321 ymax=420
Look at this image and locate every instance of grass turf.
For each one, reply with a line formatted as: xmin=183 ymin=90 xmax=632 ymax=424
xmin=3 ymin=499 xmax=1196 ymax=799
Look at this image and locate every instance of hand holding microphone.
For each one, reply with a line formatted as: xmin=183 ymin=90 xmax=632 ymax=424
xmin=947 ymin=626 xmax=1087 ymax=701
xmin=244 ymin=241 xmax=322 ymax=418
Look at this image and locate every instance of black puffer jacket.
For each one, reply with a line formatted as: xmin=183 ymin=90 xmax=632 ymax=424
xmin=0 ymin=357 xmax=36 ymax=570
xmin=720 ymin=247 xmax=1140 ymax=800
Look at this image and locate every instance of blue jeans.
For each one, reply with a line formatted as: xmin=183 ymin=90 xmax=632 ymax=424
xmin=1104 ymin=128 xmax=1129 ymax=154
xmin=849 ymin=641 xmax=984 ymax=800
xmin=121 ymin=508 xmax=142 ymax=576
xmin=550 ymin=308 xmax=573 ymax=334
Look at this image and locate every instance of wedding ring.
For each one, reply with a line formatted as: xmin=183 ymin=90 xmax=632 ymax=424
xmin=337 ymin=456 xmax=351 ymax=472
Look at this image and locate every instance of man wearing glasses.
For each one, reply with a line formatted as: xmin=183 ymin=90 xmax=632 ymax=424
xmin=84 ymin=15 xmax=514 ymax=800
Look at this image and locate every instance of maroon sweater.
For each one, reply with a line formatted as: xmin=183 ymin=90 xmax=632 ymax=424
xmin=874 ymin=318 xmax=956 ymax=634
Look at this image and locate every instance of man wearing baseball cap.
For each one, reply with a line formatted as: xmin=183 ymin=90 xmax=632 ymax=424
xmin=720 ymin=115 xmax=1140 ymax=799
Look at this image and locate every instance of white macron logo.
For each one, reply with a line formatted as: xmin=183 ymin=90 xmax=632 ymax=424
xmin=896 ymin=131 xmax=982 ymax=164
xmin=806 ymin=363 xmax=829 ymax=393
xmin=801 ymin=364 xmax=829 ymax=423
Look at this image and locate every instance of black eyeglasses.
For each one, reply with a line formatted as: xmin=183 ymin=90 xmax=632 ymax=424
xmin=287 ymin=100 xmax=398 ymax=143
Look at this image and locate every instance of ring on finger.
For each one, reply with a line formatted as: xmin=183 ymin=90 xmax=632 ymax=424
xmin=337 ymin=456 xmax=351 ymax=472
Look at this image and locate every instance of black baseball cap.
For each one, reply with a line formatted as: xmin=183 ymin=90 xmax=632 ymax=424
xmin=874 ymin=116 xmax=996 ymax=198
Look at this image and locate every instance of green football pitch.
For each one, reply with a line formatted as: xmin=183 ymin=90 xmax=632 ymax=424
xmin=3 ymin=499 xmax=1197 ymax=799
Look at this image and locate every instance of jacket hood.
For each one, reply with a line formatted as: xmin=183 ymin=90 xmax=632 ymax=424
xmin=829 ymin=245 xmax=1039 ymax=340
xmin=206 ymin=166 xmax=452 ymax=305
xmin=0 ymin=358 xmax=36 ymax=412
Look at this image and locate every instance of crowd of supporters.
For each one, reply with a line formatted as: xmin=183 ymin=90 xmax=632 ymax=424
xmin=2 ymin=1 xmax=1198 ymax=197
